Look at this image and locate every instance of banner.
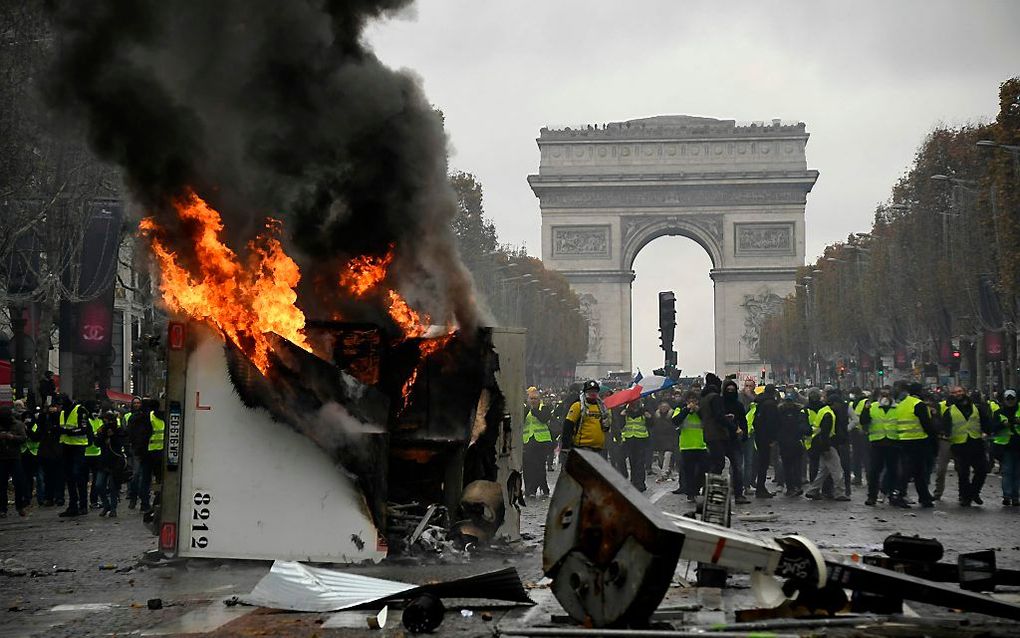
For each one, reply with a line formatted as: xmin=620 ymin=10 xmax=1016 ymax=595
xmin=985 ymin=331 xmax=1004 ymax=362
xmin=894 ymin=348 xmax=909 ymax=370
xmin=62 ymin=202 xmax=123 ymax=356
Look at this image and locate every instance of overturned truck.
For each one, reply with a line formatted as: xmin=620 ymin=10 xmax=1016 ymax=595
xmin=155 ymin=320 xmax=525 ymax=563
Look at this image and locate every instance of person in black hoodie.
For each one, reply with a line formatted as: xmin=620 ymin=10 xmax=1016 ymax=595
xmin=751 ymin=385 xmax=780 ymax=498
xmin=720 ymin=379 xmax=750 ymax=504
xmin=94 ymin=411 xmax=129 ymax=517
xmin=776 ymin=388 xmax=809 ymax=496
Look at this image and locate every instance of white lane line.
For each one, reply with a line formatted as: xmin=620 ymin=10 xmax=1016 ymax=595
xmin=650 ymin=486 xmax=672 ymax=503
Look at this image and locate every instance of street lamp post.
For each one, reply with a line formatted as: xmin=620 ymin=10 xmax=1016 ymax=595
xmin=977 ymin=140 xmax=1020 ymax=180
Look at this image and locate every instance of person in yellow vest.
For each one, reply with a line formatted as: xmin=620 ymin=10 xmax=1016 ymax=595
xmin=20 ymin=409 xmax=45 ymax=507
xmin=942 ymin=386 xmax=991 ymax=507
xmin=671 ymin=390 xmax=708 ymax=500
xmin=522 ymin=387 xmax=554 ymax=498
xmin=58 ymin=395 xmax=91 ymax=517
xmin=893 ymin=382 xmax=935 ymax=508
xmin=562 ymin=380 xmax=609 ymax=457
xmin=992 ymin=389 xmax=1019 ymax=506
xmin=931 ymin=392 xmax=954 ymax=501
xmin=137 ymin=398 xmax=166 ymax=513
xmin=859 ymin=386 xmax=899 ymax=506
xmin=621 ymin=400 xmax=652 ymax=492
xmin=803 ymin=389 xmax=850 ymax=501
xmin=84 ymin=403 xmax=104 ymax=510
xmin=847 ymin=388 xmax=870 ymax=487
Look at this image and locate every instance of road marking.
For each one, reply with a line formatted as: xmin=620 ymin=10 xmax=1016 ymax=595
xmin=650 ymin=486 xmax=671 ymax=503
xmin=50 ymin=603 xmax=113 ymax=612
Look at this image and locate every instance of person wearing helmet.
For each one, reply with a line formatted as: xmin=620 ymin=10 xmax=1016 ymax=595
xmin=561 ymin=380 xmax=610 ymax=456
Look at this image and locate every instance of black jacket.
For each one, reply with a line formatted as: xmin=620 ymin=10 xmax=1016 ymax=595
xmin=752 ymin=396 xmax=780 ymax=443
xmin=777 ymin=402 xmax=810 ymax=445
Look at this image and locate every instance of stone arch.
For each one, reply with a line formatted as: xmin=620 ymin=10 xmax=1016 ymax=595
xmin=621 ymin=215 xmax=724 ymax=271
xmin=528 ymin=114 xmax=818 ymax=378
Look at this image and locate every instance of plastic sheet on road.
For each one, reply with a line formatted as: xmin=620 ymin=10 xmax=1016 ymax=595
xmin=239 ymin=560 xmax=534 ymax=612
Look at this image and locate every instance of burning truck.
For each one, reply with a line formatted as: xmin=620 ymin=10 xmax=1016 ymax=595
xmin=141 ymin=195 xmax=524 ymax=563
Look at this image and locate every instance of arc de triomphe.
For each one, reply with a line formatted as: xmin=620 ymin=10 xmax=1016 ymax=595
xmin=528 ymin=115 xmax=819 ymax=379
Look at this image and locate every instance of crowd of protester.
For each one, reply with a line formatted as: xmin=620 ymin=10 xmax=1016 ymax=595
xmin=521 ymin=375 xmax=1020 ymax=509
xmin=0 ymin=376 xmax=165 ymax=519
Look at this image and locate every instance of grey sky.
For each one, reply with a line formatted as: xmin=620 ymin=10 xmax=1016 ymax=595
xmin=366 ymin=1 xmax=1020 ymax=376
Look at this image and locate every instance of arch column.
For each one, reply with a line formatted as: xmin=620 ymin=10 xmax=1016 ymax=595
xmin=710 ymin=267 xmax=797 ymax=375
xmin=559 ymin=269 xmax=635 ymax=380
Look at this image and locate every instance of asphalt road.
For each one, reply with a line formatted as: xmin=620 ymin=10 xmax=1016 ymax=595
xmin=2 ymin=466 xmax=1020 ymax=637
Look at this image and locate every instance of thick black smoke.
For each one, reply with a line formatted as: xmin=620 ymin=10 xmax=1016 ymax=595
xmin=45 ymin=0 xmax=479 ymax=332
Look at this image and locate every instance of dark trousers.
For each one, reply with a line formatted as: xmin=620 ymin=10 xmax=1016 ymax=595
xmin=779 ymin=442 xmax=803 ymax=491
xmin=87 ymin=456 xmax=101 ymax=506
xmin=897 ymin=439 xmax=933 ymax=505
xmin=708 ymin=439 xmax=744 ymax=495
xmin=867 ymin=440 xmax=899 ymax=500
xmin=42 ymin=455 xmax=64 ymax=504
xmin=138 ymin=451 xmax=163 ymax=509
xmin=0 ymin=456 xmax=29 ymax=512
xmin=753 ymin=439 xmax=775 ymax=492
xmin=94 ymin=470 xmax=121 ymax=513
xmin=523 ymin=441 xmax=551 ymax=496
xmin=62 ymin=445 xmax=88 ymax=512
xmin=951 ymin=438 xmax=988 ymax=503
xmin=623 ymin=437 xmax=651 ymax=492
xmin=850 ymin=430 xmax=869 ymax=480
xmin=680 ymin=448 xmax=708 ymax=499
xmin=21 ymin=452 xmax=43 ymax=505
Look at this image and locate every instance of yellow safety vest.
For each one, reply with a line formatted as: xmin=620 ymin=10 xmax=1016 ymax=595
xmin=895 ymin=396 xmax=927 ymax=441
xmin=85 ymin=417 xmax=103 ymax=457
xmin=675 ymin=409 xmax=707 ymax=451
xmin=523 ymin=403 xmax=553 ymax=444
xmin=943 ymin=404 xmax=982 ymax=445
xmin=122 ymin=411 xmax=133 ymax=429
xmin=853 ymin=399 xmax=868 ymax=416
xmin=992 ymin=408 xmax=1019 ymax=445
xmin=59 ymin=405 xmax=89 ymax=446
xmin=25 ymin=422 xmax=40 ymax=455
xmin=804 ymin=405 xmax=835 ymax=451
xmin=746 ymin=403 xmax=758 ymax=436
xmin=866 ymin=403 xmax=899 ymax=442
xmin=148 ymin=412 xmax=165 ymax=452
xmin=622 ymin=415 xmax=649 ymax=440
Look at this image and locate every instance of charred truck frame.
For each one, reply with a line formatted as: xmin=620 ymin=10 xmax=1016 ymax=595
xmin=156 ymin=320 xmax=525 ymax=562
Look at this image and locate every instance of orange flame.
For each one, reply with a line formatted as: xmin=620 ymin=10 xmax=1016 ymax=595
xmin=140 ymin=190 xmax=310 ymax=373
xmin=339 ymin=253 xmax=454 ymax=409
xmin=339 ymin=249 xmax=394 ymax=297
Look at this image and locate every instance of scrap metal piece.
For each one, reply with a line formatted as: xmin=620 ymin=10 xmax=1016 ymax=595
xmin=544 ymin=449 xmax=684 ymax=628
xmin=820 ymin=554 xmax=1020 ymax=621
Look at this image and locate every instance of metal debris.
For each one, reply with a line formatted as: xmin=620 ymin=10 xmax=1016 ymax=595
xmin=239 ymin=560 xmax=534 ymax=612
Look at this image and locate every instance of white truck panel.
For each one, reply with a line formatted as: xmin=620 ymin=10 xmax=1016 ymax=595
xmin=178 ymin=334 xmax=385 ymax=562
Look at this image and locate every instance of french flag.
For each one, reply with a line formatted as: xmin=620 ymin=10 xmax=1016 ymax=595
xmin=604 ymin=374 xmax=676 ymax=409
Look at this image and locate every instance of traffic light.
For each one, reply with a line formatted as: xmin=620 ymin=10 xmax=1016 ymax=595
xmin=760 ymin=367 xmax=766 ymax=383
xmin=838 ymin=365 xmax=846 ymax=379
xmin=877 ymin=367 xmax=885 ymax=378
xmin=657 ymin=291 xmax=676 ymax=353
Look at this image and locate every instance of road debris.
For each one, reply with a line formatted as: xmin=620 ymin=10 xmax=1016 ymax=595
xmin=239 ymin=560 xmax=533 ymax=612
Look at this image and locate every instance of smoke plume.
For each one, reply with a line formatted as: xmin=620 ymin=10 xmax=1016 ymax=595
xmin=45 ymin=0 xmax=479 ymax=332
